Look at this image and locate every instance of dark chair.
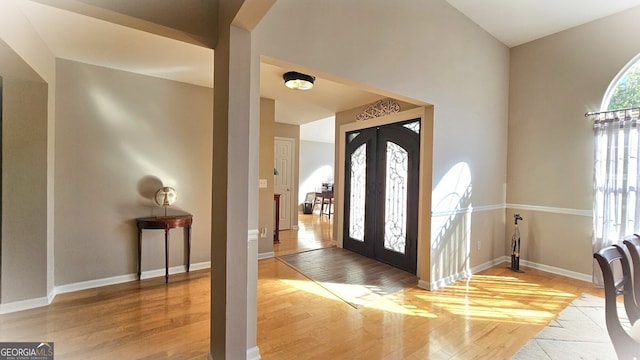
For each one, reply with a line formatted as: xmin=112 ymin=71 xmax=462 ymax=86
xmin=314 ymin=183 xmax=334 ymax=218
xmin=594 ymin=245 xmax=640 ymax=359
xmin=624 ymin=234 xmax=640 ymax=307
xmin=613 ymin=243 xmax=640 ymax=324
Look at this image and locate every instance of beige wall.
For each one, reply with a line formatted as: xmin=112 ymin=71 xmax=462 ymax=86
xmin=0 ymin=1 xmax=55 ymax=311
xmin=508 ymin=6 xmax=640 ymax=277
xmin=0 ymin=2 xmax=55 ymax=83
xmin=54 ymin=59 xmax=213 ymax=285
xmin=258 ymin=98 xmax=275 ymax=254
xmin=1 ymin=78 xmax=48 ymax=303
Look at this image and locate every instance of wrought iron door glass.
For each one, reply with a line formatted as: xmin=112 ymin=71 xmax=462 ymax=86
xmin=384 ymin=141 xmax=408 ymax=254
xmin=349 ymin=143 xmax=367 ymax=241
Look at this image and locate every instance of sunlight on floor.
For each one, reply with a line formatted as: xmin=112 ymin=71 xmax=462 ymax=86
xmin=278 ymin=271 xmax=577 ymax=326
xmin=274 ymin=214 xmax=336 ymax=257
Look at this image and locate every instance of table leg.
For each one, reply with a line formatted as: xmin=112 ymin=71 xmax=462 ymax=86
xmin=137 ymin=228 xmax=142 ymax=280
xmin=186 ymin=225 xmax=191 ymax=272
xmin=164 ymin=227 xmax=169 ymax=283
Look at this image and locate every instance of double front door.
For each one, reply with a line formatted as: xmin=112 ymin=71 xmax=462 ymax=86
xmin=343 ymin=119 xmax=420 ymax=274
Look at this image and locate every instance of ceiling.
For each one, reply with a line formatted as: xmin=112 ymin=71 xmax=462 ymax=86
xmin=446 ymin=0 xmax=640 ymax=48
xmin=12 ymin=0 xmax=640 ymax=126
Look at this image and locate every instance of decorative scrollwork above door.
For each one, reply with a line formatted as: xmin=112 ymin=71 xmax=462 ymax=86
xmin=355 ymin=98 xmax=401 ymax=121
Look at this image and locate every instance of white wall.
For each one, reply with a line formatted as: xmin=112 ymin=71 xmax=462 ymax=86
xmin=54 ymin=59 xmax=213 ymax=285
xmin=298 ymin=140 xmax=334 ymax=205
xmin=300 ymin=116 xmax=335 ymax=144
xmin=255 ymin=0 xmax=510 ymax=285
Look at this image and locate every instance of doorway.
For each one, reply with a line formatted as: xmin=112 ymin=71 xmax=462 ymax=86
xmin=343 ymin=119 xmax=420 ymax=274
xmin=274 ymin=137 xmax=295 ymax=230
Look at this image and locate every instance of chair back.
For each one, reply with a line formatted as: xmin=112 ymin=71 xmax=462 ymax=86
xmin=594 ymin=245 xmax=640 ymax=359
xmin=614 ymin=243 xmax=640 ymax=324
xmin=624 ymin=234 xmax=640 ymax=308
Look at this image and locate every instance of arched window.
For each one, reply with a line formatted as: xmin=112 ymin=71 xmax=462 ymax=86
xmin=592 ymin=53 xmax=640 ymax=286
xmin=602 ymin=53 xmax=640 ymax=110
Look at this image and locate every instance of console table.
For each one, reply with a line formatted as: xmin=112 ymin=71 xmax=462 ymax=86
xmin=136 ymin=214 xmax=193 ymax=283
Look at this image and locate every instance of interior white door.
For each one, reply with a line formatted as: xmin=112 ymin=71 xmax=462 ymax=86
xmin=274 ymin=137 xmax=294 ymax=230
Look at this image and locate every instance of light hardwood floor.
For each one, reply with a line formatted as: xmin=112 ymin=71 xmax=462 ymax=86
xmin=273 ymin=212 xmax=336 ymax=256
xmin=0 ymin=213 xmax=602 ymax=359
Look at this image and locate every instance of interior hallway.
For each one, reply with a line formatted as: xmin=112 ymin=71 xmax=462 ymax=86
xmin=274 ymin=212 xmax=336 ymax=257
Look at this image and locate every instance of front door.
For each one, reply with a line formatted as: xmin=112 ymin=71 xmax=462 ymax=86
xmin=343 ymin=119 xmax=420 ymax=273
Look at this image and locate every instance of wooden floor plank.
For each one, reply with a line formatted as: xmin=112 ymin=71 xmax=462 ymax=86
xmin=0 ymin=214 xmax=602 ymax=359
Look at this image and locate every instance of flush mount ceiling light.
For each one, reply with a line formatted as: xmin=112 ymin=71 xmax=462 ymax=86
xmin=283 ymin=71 xmax=315 ymax=90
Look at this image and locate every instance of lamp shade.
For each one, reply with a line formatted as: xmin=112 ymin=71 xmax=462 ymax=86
xmin=283 ymin=71 xmax=315 ymax=90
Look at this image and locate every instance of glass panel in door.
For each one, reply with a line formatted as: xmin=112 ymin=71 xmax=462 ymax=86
xmin=384 ymin=141 xmax=408 ymax=254
xmin=349 ymin=143 xmax=367 ymax=242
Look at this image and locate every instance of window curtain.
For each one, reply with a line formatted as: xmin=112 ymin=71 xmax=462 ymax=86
xmin=592 ymin=108 xmax=640 ymax=286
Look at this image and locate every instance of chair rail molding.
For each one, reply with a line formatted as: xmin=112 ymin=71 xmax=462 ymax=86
xmin=507 ymin=203 xmax=591 ymax=217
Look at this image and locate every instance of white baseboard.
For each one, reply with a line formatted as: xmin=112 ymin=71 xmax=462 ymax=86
xmin=55 ymin=273 xmax=138 ymax=295
xmin=426 ymin=269 xmax=473 ymax=291
xmin=1 ymin=261 xmax=212 ymax=314
xmin=189 ymin=261 xmax=212 ymax=271
xmin=419 ymin=257 xmax=503 ymax=290
xmin=55 ymin=261 xmax=212 ymax=295
xmin=515 ymin=257 xmax=592 ymax=282
xmin=417 ymin=279 xmax=431 ymax=290
xmin=422 ymin=256 xmax=591 ymax=291
xmin=247 ymin=346 xmax=261 ymax=360
xmin=138 ymin=266 xmax=190 ymax=280
xmin=138 ymin=261 xmax=212 ymax=280
xmin=0 ymin=296 xmax=50 ymax=314
xmin=207 ymin=347 xmax=260 ymax=360
xmin=471 ymin=256 xmax=508 ymax=274
xmin=258 ymin=252 xmax=274 ymax=260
